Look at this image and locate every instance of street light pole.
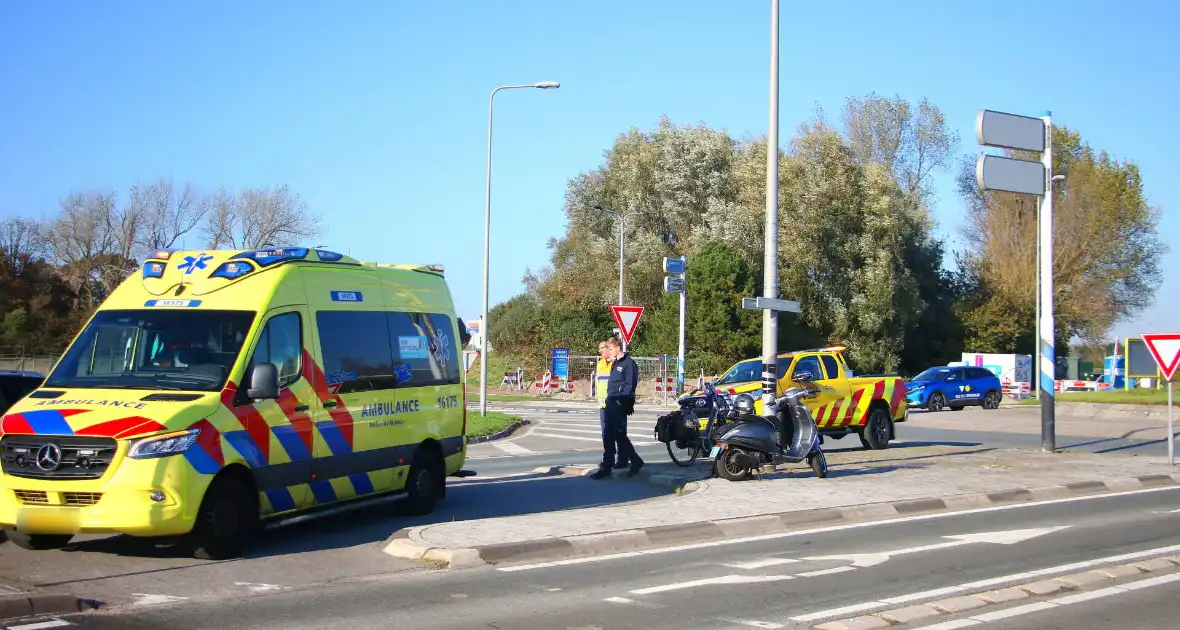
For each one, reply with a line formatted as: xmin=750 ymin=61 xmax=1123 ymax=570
xmin=480 ymin=81 xmax=560 ymax=417
xmin=760 ymin=0 xmax=781 ymax=409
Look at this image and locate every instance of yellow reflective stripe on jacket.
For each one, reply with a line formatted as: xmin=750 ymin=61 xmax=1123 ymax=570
xmin=595 ymin=358 xmax=612 ymax=407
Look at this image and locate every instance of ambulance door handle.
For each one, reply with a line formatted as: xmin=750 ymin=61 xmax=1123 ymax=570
xmin=323 ymin=401 xmax=338 ymax=408
xmin=295 ymin=404 xmax=310 ymax=412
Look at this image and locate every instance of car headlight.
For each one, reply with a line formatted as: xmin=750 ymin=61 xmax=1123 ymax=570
xmin=128 ymin=429 xmax=200 ymax=459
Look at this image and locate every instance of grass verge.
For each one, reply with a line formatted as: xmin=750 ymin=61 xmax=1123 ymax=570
xmin=465 ymin=411 xmax=524 ymax=438
xmin=1019 ymin=388 xmax=1171 ymax=406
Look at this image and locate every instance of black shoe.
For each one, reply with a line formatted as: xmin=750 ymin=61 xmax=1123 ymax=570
xmin=613 ymin=461 xmax=629 ymax=469
xmin=627 ymin=459 xmax=645 ymax=477
xmin=589 ymin=467 xmax=611 ymax=480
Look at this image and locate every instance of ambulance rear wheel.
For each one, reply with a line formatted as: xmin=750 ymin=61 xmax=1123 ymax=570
xmin=400 ymin=447 xmax=444 ymax=516
xmin=190 ymin=474 xmax=258 ymax=560
xmin=5 ymin=531 xmax=72 ymax=550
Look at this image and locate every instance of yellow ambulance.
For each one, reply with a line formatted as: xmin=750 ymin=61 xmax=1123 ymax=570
xmin=0 ymin=247 xmax=469 ymax=559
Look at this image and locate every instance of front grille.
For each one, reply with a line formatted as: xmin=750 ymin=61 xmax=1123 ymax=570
xmin=28 ymin=390 xmax=65 ymax=399
xmin=13 ymin=490 xmax=48 ymax=504
xmin=62 ymin=492 xmax=102 ymax=506
xmin=140 ymin=393 xmax=202 ymax=402
xmin=1 ymin=435 xmax=118 ymax=480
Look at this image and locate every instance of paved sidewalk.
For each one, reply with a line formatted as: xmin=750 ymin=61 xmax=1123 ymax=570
xmin=386 ymin=444 xmax=1180 ymax=567
xmin=908 ymin=405 xmax=1174 ymax=440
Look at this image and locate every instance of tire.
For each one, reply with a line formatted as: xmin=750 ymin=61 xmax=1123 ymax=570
xmin=667 ymin=439 xmax=700 ymax=467
xmin=862 ymin=406 xmax=892 ymax=450
xmin=982 ymin=391 xmax=1002 ymax=410
xmin=5 ymin=531 xmax=72 ymax=550
xmin=949 ymin=405 xmax=964 ymax=412
xmin=399 ymin=446 xmax=445 ymax=516
xmin=809 ymin=451 xmax=828 ymax=478
xmin=715 ymin=448 xmax=752 ymax=482
xmin=189 ymin=475 xmax=258 ymax=560
xmin=927 ymin=392 xmax=946 ymax=412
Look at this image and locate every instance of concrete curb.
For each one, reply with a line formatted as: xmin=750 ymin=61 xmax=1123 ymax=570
xmin=382 ymin=471 xmax=1180 ymax=569
xmin=0 ymin=593 xmax=101 ymax=622
xmin=466 ymin=418 xmax=532 ymax=444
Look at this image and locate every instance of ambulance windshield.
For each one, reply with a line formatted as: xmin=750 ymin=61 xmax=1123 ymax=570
xmin=45 ymin=309 xmax=257 ymax=392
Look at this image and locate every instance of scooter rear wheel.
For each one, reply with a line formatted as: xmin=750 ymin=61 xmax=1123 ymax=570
xmin=716 ymin=448 xmax=752 ymax=482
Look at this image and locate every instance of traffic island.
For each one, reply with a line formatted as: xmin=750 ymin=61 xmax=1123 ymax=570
xmin=383 ymin=445 xmax=1180 ymax=568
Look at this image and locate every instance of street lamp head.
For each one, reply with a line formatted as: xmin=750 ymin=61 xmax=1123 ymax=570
xmin=533 ymin=81 xmax=560 ymax=89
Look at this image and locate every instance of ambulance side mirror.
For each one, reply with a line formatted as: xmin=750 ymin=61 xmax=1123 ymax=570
xmin=247 ymin=362 xmax=280 ymax=400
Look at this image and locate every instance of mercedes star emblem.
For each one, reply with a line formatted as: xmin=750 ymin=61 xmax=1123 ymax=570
xmin=36 ymin=443 xmax=63 ymax=472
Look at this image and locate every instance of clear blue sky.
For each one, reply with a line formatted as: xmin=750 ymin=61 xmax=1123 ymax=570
xmin=1 ymin=0 xmax=1175 ymax=343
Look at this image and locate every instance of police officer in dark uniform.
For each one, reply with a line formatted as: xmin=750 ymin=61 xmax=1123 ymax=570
xmin=591 ymin=336 xmax=644 ymax=479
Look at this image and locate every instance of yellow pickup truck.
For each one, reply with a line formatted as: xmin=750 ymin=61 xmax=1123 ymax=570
xmin=689 ymin=346 xmax=907 ymax=450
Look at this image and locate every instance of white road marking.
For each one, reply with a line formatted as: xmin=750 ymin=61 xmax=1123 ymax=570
xmin=533 ymin=425 xmax=654 ymax=440
xmin=492 ymin=441 xmax=535 ymax=455
xmin=721 ymin=557 xmax=799 ymax=570
xmin=604 ymin=596 xmax=636 ymax=604
xmin=497 ymin=485 xmax=1180 ymax=572
xmin=629 ymin=574 xmax=794 ymax=595
xmin=909 ymin=573 xmax=1180 ymax=629
xmin=233 ymin=582 xmax=287 ymax=593
xmin=6 ymin=621 xmax=73 ymax=630
xmin=132 ymin=593 xmax=189 ymax=606
xmin=529 ymin=432 xmax=657 ymax=445
xmin=719 ymin=619 xmax=784 ymax=629
xmin=804 ymin=527 xmax=1069 ymax=568
xmin=789 ymin=542 xmax=1180 ymax=621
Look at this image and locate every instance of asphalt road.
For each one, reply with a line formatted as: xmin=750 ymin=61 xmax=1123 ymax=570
xmin=40 ymin=484 xmax=1180 ymax=629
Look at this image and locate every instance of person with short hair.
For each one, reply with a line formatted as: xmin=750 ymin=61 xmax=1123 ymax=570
xmin=591 ymin=336 xmax=643 ymax=478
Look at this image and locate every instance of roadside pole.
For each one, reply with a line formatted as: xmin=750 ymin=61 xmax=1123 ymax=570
xmin=1141 ymin=332 xmax=1180 ymax=466
xmin=663 ymin=256 xmax=687 ymax=395
xmin=975 ymin=108 xmax=1055 ymax=451
xmin=760 ymin=0 xmax=781 ymax=408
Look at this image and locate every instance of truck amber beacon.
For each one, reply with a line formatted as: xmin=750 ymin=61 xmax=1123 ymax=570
xmin=0 ymin=247 xmax=469 ymax=559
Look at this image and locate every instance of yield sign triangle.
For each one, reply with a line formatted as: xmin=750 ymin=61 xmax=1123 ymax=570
xmin=1142 ymin=333 xmax=1180 ymax=382
xmin=610 ymin=305 xmax=645 ymax=344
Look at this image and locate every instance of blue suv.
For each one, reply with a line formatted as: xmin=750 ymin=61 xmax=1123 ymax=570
xmin=906 ymin=365 xmax=1002 ymax=412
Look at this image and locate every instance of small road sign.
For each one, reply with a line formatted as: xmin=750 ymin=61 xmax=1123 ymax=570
xmin=742 ymin=297 xmax=801 ymax=313
xmin=664 ymin=276 xmax=685 ymax=293
xmin=610 ymin=305 xmax=645 ymax=345
xmin=663 ymin=257 xmax=685 ymax=274
xmin=1143 ymin=333 xmax=1180 ymax=382
xmin=976 ymin=154 xmax=1046 ymax=196
xmin=977 ymin=109 xmax=1046 ymax=152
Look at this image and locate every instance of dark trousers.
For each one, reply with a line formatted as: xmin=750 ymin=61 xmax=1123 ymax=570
xmin=601 ymin=399 xmax=639 ymax=469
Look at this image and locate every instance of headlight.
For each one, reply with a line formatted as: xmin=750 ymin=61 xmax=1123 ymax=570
xmin=128 ymin=429 xmax=200 ymax=459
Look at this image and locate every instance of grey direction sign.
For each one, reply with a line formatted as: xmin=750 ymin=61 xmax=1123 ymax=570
xmin=976 ymin=154 xmax=1045 ymax=196
xmin=664 ymin=276 xmax=685 ymax=293
xmin=663 ymin=257 xmax=685 ymax=274
xmin=977 ymin=110 xmax=1045 ymax=152
xmin=742 ymin=297 xmax=801 ymax=313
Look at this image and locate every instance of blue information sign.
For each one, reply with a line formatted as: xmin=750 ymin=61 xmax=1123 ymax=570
xmin=551 ymin=348 xmax=570 ymax=379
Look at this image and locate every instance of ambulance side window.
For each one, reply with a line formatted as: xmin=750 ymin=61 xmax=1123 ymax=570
xmin=316 ymin=311 xmax=396 ymax=394
xmin=251 ymin=313 xmax=302 ymax=388
xmin=387 ymin=312 xmax=461 ymax=387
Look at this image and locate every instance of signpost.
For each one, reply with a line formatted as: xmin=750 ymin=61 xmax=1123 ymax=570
xmin=1142 ymin=332 xmax=1180 ymax=466
xmin=551 ymin=347 xmax=570 ymax=381
xmin=976 ymin=108 xmax=1057 ymax=453
xmin=662 ymin=256 xmax=687 ymax=395
xmin=609 ymin=305 xmax=644 ymax=353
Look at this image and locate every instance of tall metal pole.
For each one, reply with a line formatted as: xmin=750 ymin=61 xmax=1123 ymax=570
xmin=618 ymin=213 xmax=626 ymax=306
xmin=760 ymin=0 xmax=781 ymax=409
xmin=1035 ymin=198 xmax=1041 ymax=400
xmin=1038 ymin=112 xmax=1056 ymax=452
xmin=480 ymin=82 xmax=559 ymax=417
xmin=677 ymin=256 xmax=687 ymax=395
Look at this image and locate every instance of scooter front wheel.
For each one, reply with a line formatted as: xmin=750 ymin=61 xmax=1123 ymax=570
xmin=808 ymin=451 xmax=828 ymax=478
xmin=716 ymin=448 xmax=753 ymax=482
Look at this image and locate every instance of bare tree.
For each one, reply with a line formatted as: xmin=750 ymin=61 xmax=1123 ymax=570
xmin=127 ymin=179 xmax=205 ymax=252
xmin=203 ymin=184 xmax=323 ymax=249
xmin=0 ymin=217 xmax=44 ymax=272
xmin=41 ymin=190 xmax=120 ymax=308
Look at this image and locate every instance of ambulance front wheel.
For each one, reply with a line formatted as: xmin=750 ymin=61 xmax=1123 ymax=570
xmin=5 ymin=531 xmax=73 ymax=550
xmin=190 ymin=472 xmax=259 ymax=560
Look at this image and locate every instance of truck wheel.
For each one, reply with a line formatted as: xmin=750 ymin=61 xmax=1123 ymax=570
xmin=5 ymin=531 xmax=72 ymax=550
xmin=190 ymin=474 xmax=258 ymax=560
xmin=862 ymin=407 xmax=892 ymax=450
xmin=399 ymin=447 xmax=445 ymax=516
xmin=927 ymin=392 xmax=946 ymax=412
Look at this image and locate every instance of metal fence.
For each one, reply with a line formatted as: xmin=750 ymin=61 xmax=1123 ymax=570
xmin=0 ymin=355 xmax=59 ymax=375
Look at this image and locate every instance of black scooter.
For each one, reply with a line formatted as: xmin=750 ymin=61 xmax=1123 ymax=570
xmin=710 ymin=372 xmax=828 ymax=481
